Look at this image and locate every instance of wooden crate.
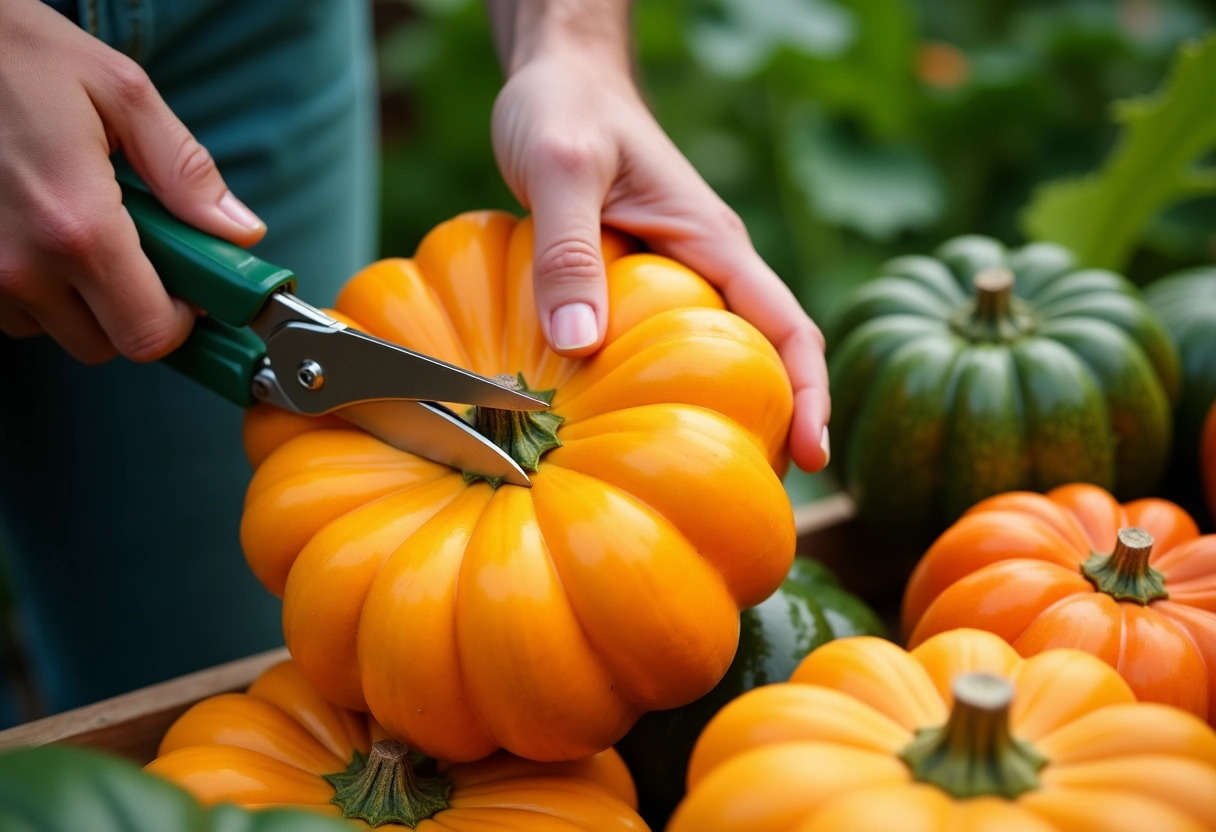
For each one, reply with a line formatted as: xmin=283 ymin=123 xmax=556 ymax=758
xmin=0 ymin=495 xmax=910 ymax=764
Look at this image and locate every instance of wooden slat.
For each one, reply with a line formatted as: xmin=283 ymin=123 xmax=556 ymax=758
xmin=0 ymin=494 xmax=916 ymax=764
xmin=0 ymin=647 xmax=289 ymax=764
xmin=793 ymin=492 xmax=917 ymax=638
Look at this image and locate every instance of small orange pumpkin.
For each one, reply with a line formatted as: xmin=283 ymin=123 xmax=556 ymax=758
xmin=902 ymin=483 xmax=1216 ymax=723
xmin=146 ymin=660 xmax=647 ymax=830
xmin=669 ymin=629 xmax=1216 ymax=831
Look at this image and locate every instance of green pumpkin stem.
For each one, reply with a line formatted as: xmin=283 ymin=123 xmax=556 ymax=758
xmin=952 ymin=268 xmax=1036 ymax=342
xmin=899 ymin=672 xmax=1046 ymax=800
xmin=1081 ymin=527 xmax=1169 ymax=604
xmin=323 ymin=739 xmax=451 ymax=828
xmin=464 ymin=373 xmax=564 ymax=488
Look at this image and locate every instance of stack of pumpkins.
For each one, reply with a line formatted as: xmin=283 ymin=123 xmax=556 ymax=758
xmin=5 ymin=216 xmax=1216 ymax=832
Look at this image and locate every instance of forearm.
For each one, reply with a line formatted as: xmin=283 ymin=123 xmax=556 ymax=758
xmin=486 ymin=0 xmax=632 ymax=76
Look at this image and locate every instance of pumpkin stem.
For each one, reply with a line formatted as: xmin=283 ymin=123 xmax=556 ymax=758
xmin=323 ymin=739 xmax=451 ymax=828
xmin=1081 ymin=527 xmax=1169 ymax=604
xmin=899 ymin=672 xmax=1046 ymax=800
xmin=464 ymin=373 xmax=564 ymax=488
xmin=951 ymin=267 xmax=1037 ymax=342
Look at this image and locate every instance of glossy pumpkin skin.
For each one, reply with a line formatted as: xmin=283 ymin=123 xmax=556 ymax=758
xmin=146 ymin=660 xmax=647 ymax=830
xmin=239 ymin=211 xmax=796 ymax=763
xmin=829 ymin=235 xmax=1178 ymax=539
xmin=0 ymin=745 xmax=350 ymax=832
xmin=615 ymin=558 xmax=886 ymax=827
xmin=1145 ymin=267 xmax=1216 ymax=524
xmin=903 ymin=483 xmax=1216 ymax=723
xmin=669 ymin=629 xmax=1216 ymax=832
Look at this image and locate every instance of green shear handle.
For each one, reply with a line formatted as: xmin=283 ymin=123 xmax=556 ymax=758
xmin=120 ymin=181 xmax=296 ymax=407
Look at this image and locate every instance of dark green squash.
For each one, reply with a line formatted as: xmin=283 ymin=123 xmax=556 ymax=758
xmin=829 ymin=235 xmax=1179 ymax=539
xmin=1145 ymin=266 xmax=1216 ymax=525
xmin=615 ymin=557 xmax=885 ymax=828
xmin=0 ymin=744 xmax=350 ymax=832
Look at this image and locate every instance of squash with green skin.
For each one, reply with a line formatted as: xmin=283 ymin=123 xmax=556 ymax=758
xmin=1145 ymin=266 xmax=1216 ymax=525
xmin=613 ymin=558 xmax=886 ymax=828
xmin=829 ymin=235 xmax=1179 ymax=539
xmin=0 ymin=745 xmax=350 ymax=832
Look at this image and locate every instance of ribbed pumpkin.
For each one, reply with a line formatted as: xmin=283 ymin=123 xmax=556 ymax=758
xmin=829 ymin=235 xmax=1178 ymax=538
xmin=903 ymin=483 xmax=1216 ymax=723
xmin=1145 ymin=266 xmax=1216 ymax=522
xmin=615 ymin=558 xmax=886 ymax=827
xmin=239 ymin=211 xmax=796 ymax=762
xmin=146 ymin=660 xmax=648 ymax=830
xmin=669 ymin=629 xmax=1216 ymax=832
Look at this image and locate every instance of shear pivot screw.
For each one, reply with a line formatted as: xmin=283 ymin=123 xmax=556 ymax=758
xmin=297 ymin=359 xmax=325 ymax=391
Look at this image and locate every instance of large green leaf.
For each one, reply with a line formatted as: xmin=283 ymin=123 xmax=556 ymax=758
xmin=786 ymin=108 xmax=946 ymax=241
xmin=688 ymin=0 xmax=855 ymax=78
xmin=0 ymin=745 xmax=349 ymax=832
xmin=1021 ymin=32 xmax=1216 ymax=271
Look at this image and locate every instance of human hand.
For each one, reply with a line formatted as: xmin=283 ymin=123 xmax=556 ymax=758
xmin=0 ymin=0 xmax=265 ymax=364
xmin=488 ymin=2 xmax=830 ymax=472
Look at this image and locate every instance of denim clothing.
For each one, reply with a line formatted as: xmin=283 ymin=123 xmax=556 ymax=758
xmin=0 ymin=0 xmax=376 ymax=719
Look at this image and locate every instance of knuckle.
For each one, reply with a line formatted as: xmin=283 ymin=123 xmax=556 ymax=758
xmin=534 ymin=238 xmax=602 ymax=286
xmin=37 ymin=207 xmax=107 ymax=260
xmin=102 ymin=54 xmax=155 ymax=107
xmin=171 ymin=140 xmax=218 ymax=190
xmin=536 ymin=134 xmax=603 ymax=177
xmin=114 ymin=315 xmax=183 ymax=362
xmin=709 ymin=203 xmax=749 ymax=239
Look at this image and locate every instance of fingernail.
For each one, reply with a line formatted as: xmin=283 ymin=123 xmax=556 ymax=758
xmin=551 ymin=303 xmax=598 ymax=351
xmin=219 ymin=191 xmax=263 ymax=231
xmin=819 ymin=425 xmax=831 ymax=466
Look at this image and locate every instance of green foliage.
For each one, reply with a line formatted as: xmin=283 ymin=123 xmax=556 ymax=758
xmin=1023 ymin=32 xmax=1216 ymax=271
xmin=374 ymin=0 xmax=1216 ymax=498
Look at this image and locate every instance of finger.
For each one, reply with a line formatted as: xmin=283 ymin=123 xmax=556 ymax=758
xmin=64 ymin=189 xmax=197 ymax=362
xmin=27 ymin=169 xmax=197 ymax=362
xmin=9 ymin=271 xmax=116 ymax=363
xmin=526 ymin=141 xmax=612 ymax=357
xmin=85 ymin=53 xmax=265 ymax=247
xmin=0 ymin=300 xmax=43 ymax=339
xmin=646 ymin=202 xmax=832 ymax=473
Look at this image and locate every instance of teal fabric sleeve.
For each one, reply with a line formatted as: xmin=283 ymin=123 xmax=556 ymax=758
xmin=0 ymin=0 xmax=377 ymax=720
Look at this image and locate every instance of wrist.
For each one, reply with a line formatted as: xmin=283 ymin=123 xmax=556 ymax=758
xmin=497 ymin=0 xmax=633 ymax=77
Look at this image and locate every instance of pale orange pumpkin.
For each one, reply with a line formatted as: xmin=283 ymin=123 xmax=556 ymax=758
xmin=670 ymin=629 xmax=1216 ymax=832
xmin=147 ymin=661 xmax=647 ymax=830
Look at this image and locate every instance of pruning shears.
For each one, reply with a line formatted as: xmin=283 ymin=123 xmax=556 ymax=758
xmin=121 ymin=182 xmax=547 ymax=487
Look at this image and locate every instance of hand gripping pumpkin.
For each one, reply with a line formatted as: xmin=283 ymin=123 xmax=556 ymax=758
xmin=669 ymin=629 xmax=1216 ymax=832
xmin=903 ymin=484 xmax=1216 ymax=723
xmin=146 ymin=660 xmax=648 ymax=830
xmin=239 ymin=212 xmax=796 ymax=762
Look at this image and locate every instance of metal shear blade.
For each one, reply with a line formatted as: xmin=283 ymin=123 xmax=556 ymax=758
xmin=252 ymin=293 xmax=545 ymax=487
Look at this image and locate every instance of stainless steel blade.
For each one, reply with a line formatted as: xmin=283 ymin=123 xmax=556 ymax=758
xmin=262 ymin=319 xmax=549 ymax=416
xmin=335 ymin=399 xmax=532 ymax=487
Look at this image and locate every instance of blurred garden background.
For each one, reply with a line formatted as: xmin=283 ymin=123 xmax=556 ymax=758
xmin=1 ymin=0 xmax=1214 ymax=721
xmin=372 ymin=0 xmax=1216 ymax=502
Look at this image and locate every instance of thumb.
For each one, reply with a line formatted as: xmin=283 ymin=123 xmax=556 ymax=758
xmin=527 ymin=153 xmax=610 ymax=357
xmin=88 ymin=57 xmax=265 ymax=246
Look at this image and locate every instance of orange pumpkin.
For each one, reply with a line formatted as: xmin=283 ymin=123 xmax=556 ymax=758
xmin=146 ymin=660 xmax=647 ymax=830
xmin=670 ymin=629 xmax=1216 ymax=831
xmin=1204 ymin=403 xmax=1216 ymax=527
xmin=902 ymin=483 xmax=1216 ymax=723
xmin=239 ymin=212 xmax=796 ymax=762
